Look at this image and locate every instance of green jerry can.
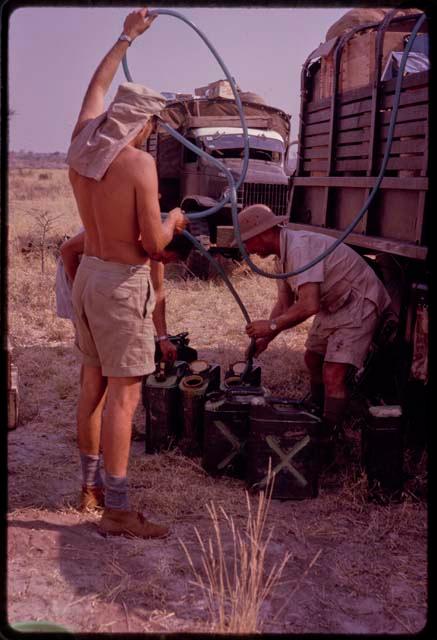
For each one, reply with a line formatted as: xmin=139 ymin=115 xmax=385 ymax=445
xmin=246 ymin=398 xmax=321 ymax=500
xmin=362 ymin=404 xmax=404 ymax=502
xmin=202 ymin=387 xmax=267 ymax=478
xmin=142 ymin=360 xmax=188 ymax=453
xmin=179 ymin=360 xmax=221 ymax=456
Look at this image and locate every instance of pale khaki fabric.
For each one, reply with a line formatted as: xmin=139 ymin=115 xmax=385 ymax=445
xmin=230 ymin=204 xmax=288 ymax=245
xmin=326 ymin=8 xmax=422 ymax=40
xmin=275 ymin=228 xmax=391 ymax=367
xmin=72 ymin=256 xmax=156 ymax=377
xmin=305 ymin=297 xmax=379 ymax=368
xmin=66 ymin=83 xmax=166 ymax=181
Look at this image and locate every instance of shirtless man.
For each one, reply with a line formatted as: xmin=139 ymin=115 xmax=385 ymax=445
xmin=66 ymin=8 xmax=187 ymax=538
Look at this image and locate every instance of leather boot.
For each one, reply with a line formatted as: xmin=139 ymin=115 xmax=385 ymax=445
xmin=98 ymin=508 xmax=169 ymax=539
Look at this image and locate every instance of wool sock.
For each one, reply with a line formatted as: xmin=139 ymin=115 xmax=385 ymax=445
xmin=80 ymin=452 xmax=103 ymax=488
xmin=310 ymin=382 xmax=325 ymax=412
xmin=323 ymin=396 xmax=349 ymax=433
xmin=104 ymin=474 xmax=129 ymax=510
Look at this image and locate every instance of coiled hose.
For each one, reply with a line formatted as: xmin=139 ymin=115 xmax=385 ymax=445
xmin=123 ymin=9 xmax=426 ymax=372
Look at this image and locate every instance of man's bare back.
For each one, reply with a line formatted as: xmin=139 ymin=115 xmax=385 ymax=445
xmin=69 ymin=145 xmax=160 ymax=265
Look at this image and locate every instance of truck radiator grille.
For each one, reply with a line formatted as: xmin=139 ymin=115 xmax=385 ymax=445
xmin=238 ymin=183 xmax=288 ymax=216
xmin=145 ymin=133 xmax=158 ymax=159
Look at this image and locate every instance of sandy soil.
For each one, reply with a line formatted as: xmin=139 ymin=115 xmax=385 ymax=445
xmin=6 ymin=169 xmax=428 ymax=632
xmin=7 ymin=333 xmax=428 ymax=634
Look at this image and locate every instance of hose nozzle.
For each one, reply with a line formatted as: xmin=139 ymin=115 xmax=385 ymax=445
xmin=240 ymin=338 xmax=256 ymax=383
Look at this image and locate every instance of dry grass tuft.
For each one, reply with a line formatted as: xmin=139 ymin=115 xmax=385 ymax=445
xmin=8 ymin=252 xmax=74 ymax=347
xmin=179 ymin=474 xmax=291 ymax=633
xmin=8 ymin=168 xmax=81 ymax=250
xmin=128 ymin=448 xmax=248 ymax=519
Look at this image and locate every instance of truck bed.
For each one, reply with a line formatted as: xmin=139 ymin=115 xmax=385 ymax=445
xmin=288 ymin=67 xmax=428 ymax=260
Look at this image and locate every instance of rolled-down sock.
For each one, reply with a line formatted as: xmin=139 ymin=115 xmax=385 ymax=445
xmin=104 ymin=474 xmax=129 ymax=510
xmin=323 ymin=396 xmax=349 ymax=432
xmin=310 ymin=382 xmax=325 ymax=410
xmin=80 ymin=452 xmax=103 ymax=488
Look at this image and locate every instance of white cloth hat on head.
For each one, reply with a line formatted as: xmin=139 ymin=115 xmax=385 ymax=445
xmin=66 ymin=83 xmax=167 ymax=181
xmin=231 ymin=204 xmax=288 ymax=247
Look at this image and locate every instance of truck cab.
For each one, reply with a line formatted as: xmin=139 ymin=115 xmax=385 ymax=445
xmin=146 ymin=81 xmax=292 ymax=276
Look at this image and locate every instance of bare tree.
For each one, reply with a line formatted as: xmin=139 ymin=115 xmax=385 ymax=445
xmin=29 ymin=210 xmax=63 ymax=274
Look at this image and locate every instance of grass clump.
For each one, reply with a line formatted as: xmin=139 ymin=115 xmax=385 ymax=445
xmin=180 ymin=474 xmax=291 ymax=633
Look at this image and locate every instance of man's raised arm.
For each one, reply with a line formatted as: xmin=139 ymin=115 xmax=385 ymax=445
xmin=71 ymin=8 xmax=156 ymax=140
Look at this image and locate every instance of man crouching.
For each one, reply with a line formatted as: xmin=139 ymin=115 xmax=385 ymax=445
xmin=233 ymin=205 xmax=391 ymax=460
xmin=66 ymin=8 xmax=187 ymax=538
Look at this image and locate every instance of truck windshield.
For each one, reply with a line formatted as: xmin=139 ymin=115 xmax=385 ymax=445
xmin=200 ymin=134 xmax=283 ymax=162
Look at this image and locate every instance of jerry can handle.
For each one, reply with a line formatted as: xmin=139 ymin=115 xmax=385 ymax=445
xmin=174 ymin=361 xmax=188 ymax=377
xmin=226 ymin=386 xmax=264 ymax=397
xmin=267 ymin=397 xmax=303 ymax=411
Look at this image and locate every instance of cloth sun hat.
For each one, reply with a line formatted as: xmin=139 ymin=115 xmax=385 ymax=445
xmin=66 ymin=83 xmax=167 ymax=181
xmin=230 ymin=204 xmax=288 ymax=247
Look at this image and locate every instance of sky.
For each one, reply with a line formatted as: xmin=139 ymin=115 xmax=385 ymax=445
xmin=8 ymin=5 xmax=352 ymax=153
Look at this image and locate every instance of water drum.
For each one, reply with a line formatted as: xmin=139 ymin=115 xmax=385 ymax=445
xmin=179 ymin=363 xmax=221 ymax=455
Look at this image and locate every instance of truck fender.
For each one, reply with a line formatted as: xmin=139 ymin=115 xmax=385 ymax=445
xmin=181 ymin=195 xmax=219 ymax=213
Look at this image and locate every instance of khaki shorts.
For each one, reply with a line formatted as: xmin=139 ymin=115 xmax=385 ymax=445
xmin=72 ymin=256 xmax=156 ymax=377
xmin=305 ymin=298 xmax=379 ymax=369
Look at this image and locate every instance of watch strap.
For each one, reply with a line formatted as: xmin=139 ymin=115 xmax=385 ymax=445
xmin=118 ymin=33 xmax=132 ymax=45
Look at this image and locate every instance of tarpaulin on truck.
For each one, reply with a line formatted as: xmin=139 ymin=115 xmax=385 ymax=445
xmin=325 ymin=7 xmax=423 ymax=40
xmin=156 ymin=96 xmax=290 ymax=179
xmin=160 ymin=96 xmax=290 ymax=142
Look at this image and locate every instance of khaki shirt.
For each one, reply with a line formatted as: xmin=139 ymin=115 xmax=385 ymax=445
xmin=276 ymin=228 xmax=391 ymax=327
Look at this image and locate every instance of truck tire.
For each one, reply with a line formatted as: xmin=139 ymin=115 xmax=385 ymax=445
xmin=186 ymin=219 xmax=211 ymax=280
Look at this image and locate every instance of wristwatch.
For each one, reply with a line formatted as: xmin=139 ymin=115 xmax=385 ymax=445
xmin=156 ymin=334 xmax=169 ymax=342
xmin=269 ymin=320 xmax=278 ymax=332
xmin=118 ymin=33 xmax=132 ymax=45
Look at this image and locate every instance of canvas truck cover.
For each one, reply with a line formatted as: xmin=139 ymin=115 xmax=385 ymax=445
xmin=325 ymin=7 xmax=423 ymax=40
xmin=157 ymin=96 xmax=291 ymax=179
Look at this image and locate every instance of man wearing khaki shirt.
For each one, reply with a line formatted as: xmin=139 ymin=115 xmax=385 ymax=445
xmin=233 ymin=205 xmax=391 ymax=450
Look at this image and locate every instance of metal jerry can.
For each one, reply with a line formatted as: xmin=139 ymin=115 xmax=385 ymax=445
xmin=202 ymin=387 xmax=267 ymax=478
xmin=178 ymin=360 xmax=221 ymax=456
xmin=142 ymin=361 xmax=187 ymax=453
xmin=246 ymin=398 xmax=321 ymax=500
xmin=154 ymin=331 xmax=198 ymax=364
xmin=362 ymin=405 xmax=404 ymax=502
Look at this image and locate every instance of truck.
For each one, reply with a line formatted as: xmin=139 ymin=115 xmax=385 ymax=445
xmin=286 ymin=8 xmax=429 ymax=445
xmin=146 ymin=80 xmax=293 ymax=277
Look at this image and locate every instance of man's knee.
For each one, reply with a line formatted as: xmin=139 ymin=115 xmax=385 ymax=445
xmin=304 ymin=350 xmax=324 ymax=376
xmin=106 ymin=377 xmax=142 ymax=413
xmin=80 ymin=366 xmax=107 ymax=404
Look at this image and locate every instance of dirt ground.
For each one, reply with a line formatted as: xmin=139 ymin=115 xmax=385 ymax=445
xmin=7 ymin=280 xmax=428 ymax=635
xmin=7 ymin=168 xmax=428 ymax=633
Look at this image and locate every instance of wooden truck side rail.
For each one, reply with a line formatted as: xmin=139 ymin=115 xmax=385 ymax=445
xmin=287 ymin=11 xmax=428 ymax=261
